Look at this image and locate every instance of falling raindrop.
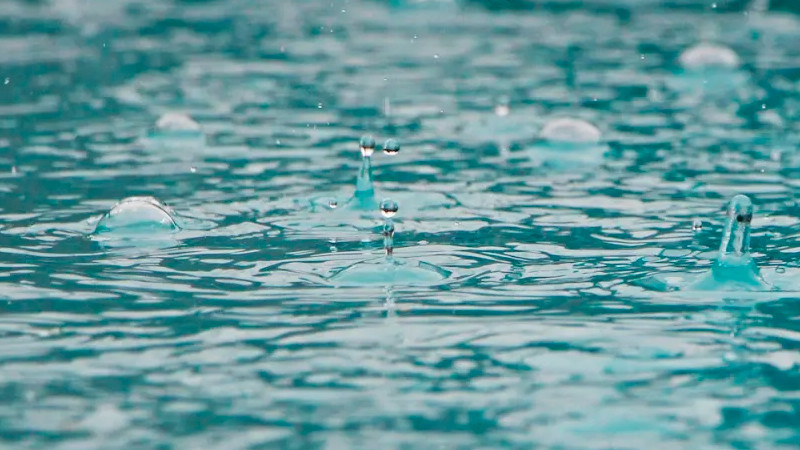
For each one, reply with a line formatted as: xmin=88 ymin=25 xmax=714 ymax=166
xmin=382 ymin=139 xmax=400 ymax=155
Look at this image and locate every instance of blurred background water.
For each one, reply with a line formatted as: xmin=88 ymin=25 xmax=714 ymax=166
xmin=3 ymin=0 xmax=800 ymax=448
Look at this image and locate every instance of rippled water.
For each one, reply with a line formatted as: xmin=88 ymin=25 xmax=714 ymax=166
xmin=4 ymin=0 xmax=800 ymax=448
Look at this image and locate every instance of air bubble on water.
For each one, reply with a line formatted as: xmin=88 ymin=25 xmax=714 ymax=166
xmin=380 ymin=198 xmax=399 ymax=218
xmin=3 ymin=78 xmax=8 ymax=85
xmin=720 ymin=194 xmax=753 ymax=257
xmin=94 ymin=196 xmax=180 ymax=235
xmin=539 ymin=117 xmax=602 ymax=144
xmin=679 ymin=43 xmax=740 ymax=70
xmin=190 ymin=166 xmax=197 ymax=173
xmin=383 ymin=139 xmax=400 ymax=155
xmin=692 ymin=219 xmax=703 ymax=231
xmin=155 ymin=112 xmax=200 ymax=133
xmin=359 ymin=135 xmax=376 ymax=157
xmin=328 ymin=198 xmax=338 ymax=209
xmin=776 ymin=267 xmax=786 ymax=274
xmin=494 ymin=96 xmax=510 ymax=117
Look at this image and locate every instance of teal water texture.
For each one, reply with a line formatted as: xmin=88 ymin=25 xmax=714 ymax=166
xmin=4 ymin=0 xmax=800 ymax=448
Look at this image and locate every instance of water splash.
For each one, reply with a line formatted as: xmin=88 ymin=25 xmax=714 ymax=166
xmin=692 ymin=195 xmax=769 ymax=291
xmin=679 ymin=43 xmax=740 ymax=70
xmin=636 ymin=195 xmax=770 ymax=293
xmin=328 ymin=198 xmax=449 ymax=287
xmin=94 ymin=196 xmax=180 ymax=235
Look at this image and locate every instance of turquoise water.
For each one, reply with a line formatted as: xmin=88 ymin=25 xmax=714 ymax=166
xmin=4 ymin=0 xmax=800 ymax=448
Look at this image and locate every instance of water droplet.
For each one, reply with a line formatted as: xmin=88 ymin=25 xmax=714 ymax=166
xmin=382 ymin=138 xmax=400 ymax=155
xmin=190 ymin=166 xmax=197 ymax=173
xmin=359 ymin=135 xmax=376 ymax=157
xmin=3 ymin=78 xmax=8 ymax=85
xmin=692 ymin=219 xmax=703 ymax=231
xmin=380 ymin=198 xmax=399 ymax=218
xmin=679 ymin=43 xmax=740 ymax=70
xmin=328 ymin=198 xmax=338 ymax=209
xmin=539 ymin=117 xmax=602 ymax=144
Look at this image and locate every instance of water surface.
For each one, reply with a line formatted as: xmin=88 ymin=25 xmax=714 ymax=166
xmin=2 ymin=0 xmax=800 ymax=448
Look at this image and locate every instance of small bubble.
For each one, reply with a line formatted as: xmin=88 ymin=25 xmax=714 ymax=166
xmin=711 ymin=2 xmax=717 ymax=8
xmin=494 ymin=96 xmax=510 ymax=117
xmin=380 ymin=198 xmax=398 ymax=218
xmin=190 ymin=166 xmax=197 ymax=173
xmin=539 ymin=117 xmax=601 ymax=144
xmin=382 ymin=138 xmax=400 ymax=155
xmin=692 ymin=219 xmax=703 ymax=231
xmin=359 ymin=134 xmax=376 ymax=157
xmin=328 ymin=198 xmax=338 ymax=209
xmin=318 ymin=102 xmax=323 ymax=109
xmin=3 ymin=78 xmax=8 ymax=85
xmin=776 ymin=267 xmax=786 ymax=274
xmin=155 ymin=112 xmax=200 ymax=132
xmin=433 ymin=54 xmax=439 ymax=59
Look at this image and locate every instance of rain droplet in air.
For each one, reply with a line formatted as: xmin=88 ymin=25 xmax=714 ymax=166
xmin=382 ymin=139 xmax=400 ymax=155
xmin=155 ymin=112 xmax=201 ymax=133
